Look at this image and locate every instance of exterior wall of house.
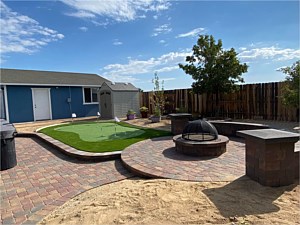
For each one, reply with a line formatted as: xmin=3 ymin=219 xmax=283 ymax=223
xmin=50 ymin=86 xmax=99 ymax=119
xmin=6 ymin=85 xmax=99 ymax=123
xmin=6 ymin=86 xmax=34 ymax=123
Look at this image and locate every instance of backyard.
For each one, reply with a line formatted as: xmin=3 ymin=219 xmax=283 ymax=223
xmin=0 ymin=117 xmax=298 ymax=224
xmin=1 ymin=1 xmax=299 ymax=225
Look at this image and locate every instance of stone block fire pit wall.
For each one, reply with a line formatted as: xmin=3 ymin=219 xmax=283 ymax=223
xmin=173 ymin=135 xmax=229 ymax=157
xmin=172 ymin=119 xmax=229 ymax=157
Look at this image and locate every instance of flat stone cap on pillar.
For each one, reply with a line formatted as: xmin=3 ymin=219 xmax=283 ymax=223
xmin=169 ymin=113 xmax=192 ymax=119
xmin=237 ymin=129 xmax=299 ymax=144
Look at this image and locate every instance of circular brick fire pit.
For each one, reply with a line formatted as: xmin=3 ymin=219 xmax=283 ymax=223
xmin=173 ymin=119 xmax=229 ymax=157
xmin=173 ymin=134 xmax=229 ymax=156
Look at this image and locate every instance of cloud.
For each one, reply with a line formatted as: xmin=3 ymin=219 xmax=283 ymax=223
xmin=66 ymin=10 xmax=96 ymax=18
xmin=0 ymin=1 xmax=64 ymax=59
xmin=161 ymin=77 xmax=176 ymax=82
xmin=156 ymin=66 xmax=178 ymax=73
xmin=62 ymin=0 xmax=170 ymax=23
xmin=56 ymin=34 xmax=64 ymax=39
xmin=275 ymin=66 xmax=288 ymax=72
xmin=79 ymin=26 xmax=88 ymax=32
xmin=113 ymin=39 xmax=123 ymax=46
xmin=176 ymin=27 xmax=206 ymax=38
xmin=238 ymin=46 xmax=300 ymax=61
xmin=102 ymin=50 xmax=190 ymax=80
xmin=102 ymin=74 xmax=139 ymax=83
xmin=152 ymin=24 xmax=172 ymax=36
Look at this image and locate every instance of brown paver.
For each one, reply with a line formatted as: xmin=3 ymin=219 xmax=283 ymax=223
xmin=122 ymin=136 xmax=246 ymax=182
xmin=0 ymin=137 xmax=133 ymax=225
xmin=17 ymin=133 xmax=122 ymax=160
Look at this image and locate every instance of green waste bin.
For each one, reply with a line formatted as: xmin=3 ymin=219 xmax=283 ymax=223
xmin=1 ymin=119 xmax=17 ymax=170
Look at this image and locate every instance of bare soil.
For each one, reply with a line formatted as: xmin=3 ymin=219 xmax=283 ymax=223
xmin=39 ymin=178 xmax=300 ymax=225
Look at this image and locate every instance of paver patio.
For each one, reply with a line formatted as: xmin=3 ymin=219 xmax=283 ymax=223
xmin=0 ymin=137 xmax=133 ymax=225
xmin=122 ymin=136 xmax=246 ymax=181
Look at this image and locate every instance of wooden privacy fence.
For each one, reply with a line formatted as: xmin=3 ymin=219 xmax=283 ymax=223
xmin=140 ymin=82 xmax=299 ymax=122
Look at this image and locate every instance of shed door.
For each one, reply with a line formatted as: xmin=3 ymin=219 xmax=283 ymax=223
xmin=32 ymin=88 xmax=52 ymax=121
xmin=100 ymin=91 xmax=112 ymax=118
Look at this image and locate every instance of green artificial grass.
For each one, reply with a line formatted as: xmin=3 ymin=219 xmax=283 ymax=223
xmin=54 ymin=122 xmax=145 ymax=142
xmin=39 ymin=121 xmax=171 ymax=153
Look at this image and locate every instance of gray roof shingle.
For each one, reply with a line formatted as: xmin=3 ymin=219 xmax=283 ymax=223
xmin=102 ymin=81 xmax=139 ymax=91
xmin=0 ymin=68 xmax=109 ymax=86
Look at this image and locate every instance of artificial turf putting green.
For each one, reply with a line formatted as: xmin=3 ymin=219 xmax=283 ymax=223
xmin=54 ymin=122 xmax=145 ymax=142
xmin=39 ymin=121 xmax=171 ymax=153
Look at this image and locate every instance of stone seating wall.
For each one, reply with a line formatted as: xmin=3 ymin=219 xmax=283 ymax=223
xmin=209 ymin=121 xmax=269 ymax=137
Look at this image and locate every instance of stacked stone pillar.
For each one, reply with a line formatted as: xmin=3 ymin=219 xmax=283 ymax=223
xmin=237 ymin=129 xmax=299 ymax=187
xmin=169 ymin=113 xmax=192 ymax=135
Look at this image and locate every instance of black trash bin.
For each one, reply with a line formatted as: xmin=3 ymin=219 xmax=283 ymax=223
xmin=1 ymin=119 xmax=17 ymax=170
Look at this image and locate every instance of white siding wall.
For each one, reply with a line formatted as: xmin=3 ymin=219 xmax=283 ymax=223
xmin=112 ymin=91 xmax=140 ymax=118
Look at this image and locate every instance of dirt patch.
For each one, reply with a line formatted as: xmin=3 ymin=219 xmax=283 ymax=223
xmin=125 ymin=118 xmax=171 ymax=131
xmin=39 ymin=178 xmax=299 ymax=225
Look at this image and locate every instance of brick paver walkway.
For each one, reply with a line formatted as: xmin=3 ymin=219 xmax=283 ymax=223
xmin=0 ymin=137 xmax=133 ymax=225
xmin=122 ymin=136 xmax=246 ymax=182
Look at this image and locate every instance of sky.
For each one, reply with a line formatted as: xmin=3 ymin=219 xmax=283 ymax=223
xmin=0 ymin=0 xmax=299 ymax=91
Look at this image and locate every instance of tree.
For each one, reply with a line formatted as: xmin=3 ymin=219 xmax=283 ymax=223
xmin=279 ymin=61 xmax=299 ymax=108
xmin=151 ymin=72 xmax=165 ymax=116
xmin=179 ymin=35 xmax=248 ymax=116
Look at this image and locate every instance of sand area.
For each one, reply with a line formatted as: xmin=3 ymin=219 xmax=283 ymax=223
xmin=39 ymin=178 xmax=299 ymax=224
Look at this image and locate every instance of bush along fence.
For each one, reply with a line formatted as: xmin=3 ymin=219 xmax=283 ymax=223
xmin=140 ymin=82 xmax=299 ymax=122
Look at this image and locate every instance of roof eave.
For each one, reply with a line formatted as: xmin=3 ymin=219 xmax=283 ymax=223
xmin=0 ymin=83 xmax=102 ymax=87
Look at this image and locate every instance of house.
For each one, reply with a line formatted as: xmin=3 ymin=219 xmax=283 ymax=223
xmin=0 ymin=68 xmax=109 ymax=123
xmin=99 ymin=82 xmax=140 ymax=118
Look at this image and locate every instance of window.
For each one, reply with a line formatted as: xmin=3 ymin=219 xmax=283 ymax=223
xmin=83 ymin=87 xmax=98 ymax=104
xmin=92 ymin=88 xmax=98 ymax=102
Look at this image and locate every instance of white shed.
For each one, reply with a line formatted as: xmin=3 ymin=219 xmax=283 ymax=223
xmin=99 ymin=82 xmax=140 ymax=119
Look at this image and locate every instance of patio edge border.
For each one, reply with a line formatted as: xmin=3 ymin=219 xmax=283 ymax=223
xmin=16 ymin=132 xmax=121 ymax=160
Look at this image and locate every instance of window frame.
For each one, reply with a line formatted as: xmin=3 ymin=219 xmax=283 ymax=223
xmin=82 ymin=87 xmax=99 ymax=105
